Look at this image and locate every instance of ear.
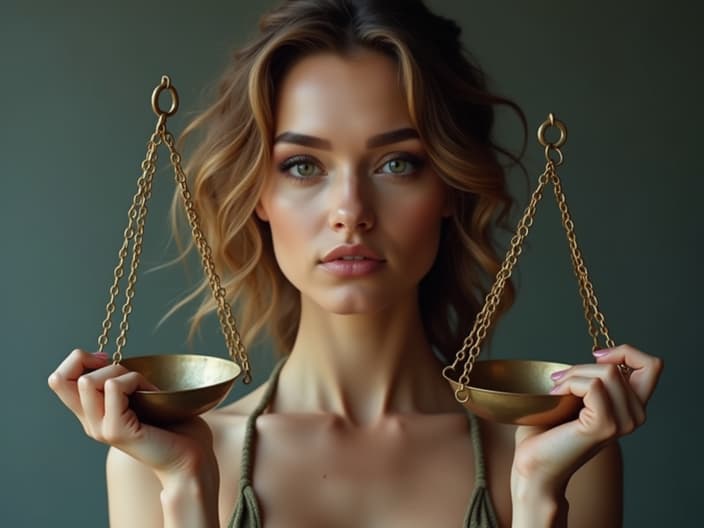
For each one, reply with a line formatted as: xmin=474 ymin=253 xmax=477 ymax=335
xmin=255 ymin=200 xmax=269 ymax=222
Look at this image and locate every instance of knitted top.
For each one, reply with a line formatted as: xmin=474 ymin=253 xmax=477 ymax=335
xmin=227 ymin=358 xmax=498 ymax=528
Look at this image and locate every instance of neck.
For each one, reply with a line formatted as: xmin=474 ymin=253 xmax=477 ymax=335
xmin=275 ymin=292 xmax=462 ymax=426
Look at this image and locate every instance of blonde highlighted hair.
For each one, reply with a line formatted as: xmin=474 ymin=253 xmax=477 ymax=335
xmin=164 ymin=0 xmax=526 ymax=364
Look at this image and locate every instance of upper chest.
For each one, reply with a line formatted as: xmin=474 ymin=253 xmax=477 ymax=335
xmin=214 ymin=412 xmax=514 ymax=528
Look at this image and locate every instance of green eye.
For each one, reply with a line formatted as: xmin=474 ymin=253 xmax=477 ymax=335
xmin=380 ymin=155 xmax=423 ymax=176
xmin=385 ymin=159 xmax=409 ymax=173
xmin=279 ymin=156 xmax=322 ymax=181
xmin=293 ymin=162 xmax=317 ymax=177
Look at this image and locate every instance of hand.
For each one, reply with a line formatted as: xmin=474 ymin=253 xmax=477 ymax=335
xmin=511 ymin=344 xmax=663 ymax=496
xmin=48 ymin=348 xmax=218 ymax=485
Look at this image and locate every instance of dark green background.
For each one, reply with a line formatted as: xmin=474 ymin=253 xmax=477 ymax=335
xmin=1 ymin=1 xmax=700 ymax=525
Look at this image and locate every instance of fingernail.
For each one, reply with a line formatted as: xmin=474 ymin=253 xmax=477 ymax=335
xmin=593 ymin=348 xmax=612 ymax=357
xmin=551 ymin=369 xmax=566 ymax=381
xmin=550 ymin=384 xmax=561 ymax=394
xmin=92 ymin=352 xmax=109 ymax=361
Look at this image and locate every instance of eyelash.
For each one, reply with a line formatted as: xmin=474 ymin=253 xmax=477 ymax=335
xmin=278 ymin=153 xmax=425 ymax=182
xmin=278 ymin=155 xmax=322 ymax=181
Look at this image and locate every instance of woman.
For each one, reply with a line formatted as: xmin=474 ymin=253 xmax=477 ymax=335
xmin=48 ymin=1 xmax=663 ymax=526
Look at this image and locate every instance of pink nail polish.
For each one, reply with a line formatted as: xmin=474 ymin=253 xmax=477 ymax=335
xmin=593 ymin=348 xmax=612 ymax=357
xmin=550 ymin=385 xmax=561 ymax=394
xmin=551 ymin=369 xmax=566 ymax=381
xmin=93 ymin=352 xmax=109 ymax=361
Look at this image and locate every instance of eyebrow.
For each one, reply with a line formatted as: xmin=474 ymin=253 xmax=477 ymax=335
xmin=273 ymin=127 xmax=420 ymax=150
xmin=273 ymin=132 xmax=331 ymax=150
xmin=368 ymin=128 xmax=420 ymax=148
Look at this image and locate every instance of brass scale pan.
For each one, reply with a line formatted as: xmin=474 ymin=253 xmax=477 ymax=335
xmin=95 ymin=76 xmax=621 ymax=426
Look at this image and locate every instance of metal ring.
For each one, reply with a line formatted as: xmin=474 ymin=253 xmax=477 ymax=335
xmin=151 ymin=75 xmax=179 ymax=117
xmin=537 ymin=113 xmax=567 ymax=148
xmin=544 ymin=145 xmax=564 ymax=166
xmin=455 ymin=386 xmax=470 ymax=404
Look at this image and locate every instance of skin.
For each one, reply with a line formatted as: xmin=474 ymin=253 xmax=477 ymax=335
xmin=48 ymin=49 xmax=663 ymax=528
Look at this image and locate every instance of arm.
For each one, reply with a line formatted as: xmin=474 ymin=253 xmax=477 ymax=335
xmin=565 ymin=441 xmax=622 ymax=528
xmin=107 ymin=447 xmax=163 ymax=527
xmin=48 ymin=349 xmax=221 ymax=528
xmin=107 ymin=447 xmax=220 ymax=528
xmin=510 ymin=344 xmax=661 ymax=528
xmin=510 ymin=441 xmax=622 ymax=527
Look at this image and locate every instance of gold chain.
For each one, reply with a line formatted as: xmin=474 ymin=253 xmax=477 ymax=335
xmin=551 ymin=169 xmax=614 ymax=352
xmin=96 ymin=131 xmax=159 ymax=363
xmin=96 ymin=75 xmax=251 ymax=383
xmin=442 ymin=113 xmax=613 ymax=402
xmin=160 ymin=126 xmax=251 ymax=381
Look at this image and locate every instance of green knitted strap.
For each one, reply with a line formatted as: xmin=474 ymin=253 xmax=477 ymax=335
xmin=239 ymin=356 xmax=288 ymax=486
xmin=229 ymin=357 xmax=498 ymax=528
xmin=467 ymin=412 xmax=487 ymax=486
xmin=228 ymin=356 xmax=288 ymax=528
xmin=464 ymin=412 xmax=499 ymax=527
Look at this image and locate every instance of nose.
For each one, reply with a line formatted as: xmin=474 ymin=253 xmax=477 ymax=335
xmin=328 ymin=171 xmax=375 ymax=234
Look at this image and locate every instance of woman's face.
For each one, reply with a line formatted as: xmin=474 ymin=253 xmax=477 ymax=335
xmin=257 ymin=49 xmax=450 ymax=314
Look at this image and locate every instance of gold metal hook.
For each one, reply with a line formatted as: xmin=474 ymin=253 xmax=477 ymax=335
xmin=537 ymin=113 xmax=567 ymax=149
xmin=151 ymin=75 xmax=179 ymax=118
xmin=455 ymin=386 xmax=470 ymax=404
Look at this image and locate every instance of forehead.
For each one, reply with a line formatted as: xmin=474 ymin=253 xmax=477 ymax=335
xmin=273 ymin=50 xmax=412 ymax=137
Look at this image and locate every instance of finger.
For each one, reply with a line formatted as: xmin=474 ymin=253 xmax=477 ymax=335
xmin=104 ymin=377 xmax=210 ymax=471
xmin=550 ymin=375 xmax=618 ymax=442
xmin=77 ymin=364 xmax=130 ymax=430
xmin=593 ymin=344 xmax=664 ymax=404
xmin=103 ymin=371 xmax=157 ymax=444
xmin=514 ymin=424 xmax=550 ymax=447
xmin=553 ymin=363 xmax=644 ymax=433
xmin=48 ymin=349 xmax=110 ymax=417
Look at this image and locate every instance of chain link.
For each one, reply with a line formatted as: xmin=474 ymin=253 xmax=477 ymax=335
xmin=442 ymin=114 xmax=613 ymax=401
xmin=551 ymin=170 xmax=614 ymax=351
xmin=162 ymin=129 xmax=251 ymax=382
xmin=97 ymin=133 xmax=159 ymax=363
xmin=96 ymin=75 xmax=251 ymax=383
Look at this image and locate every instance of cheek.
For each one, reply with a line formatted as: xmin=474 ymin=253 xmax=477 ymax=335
xmin=260 ymin=186 xmax=323 ymax=276
xmin=379 ymin=191 xmax=447 ymax=289
xmin=386 ymin=186 xmax=447 ymax=257
xmin=407 ymin=211 xmax=444 ymax=268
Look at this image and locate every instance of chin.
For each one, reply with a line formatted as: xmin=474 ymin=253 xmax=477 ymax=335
xmin=321 ymin=299 xmax=381 ymax=315
xmin=314 ymin=289 xmax=393 ymax=315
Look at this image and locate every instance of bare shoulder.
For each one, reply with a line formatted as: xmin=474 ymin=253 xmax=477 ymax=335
xmin=210 ymin=380 xmax=270 ymax=421
xmin=205 ymin=380 xmax=270 ymax=443
xmin=106 ymin=447 xmax=164 ymax=526
xmin=566 ymin=440 xmax=623 ymax=528
xmin=204 ymin=383 xmax=269 ymax=461
xmin=203 ymin=381 xmax=272 ymax=520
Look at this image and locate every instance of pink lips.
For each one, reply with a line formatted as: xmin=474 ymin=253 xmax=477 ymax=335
xmin=320 ymin=244 xmax=384 ymax=277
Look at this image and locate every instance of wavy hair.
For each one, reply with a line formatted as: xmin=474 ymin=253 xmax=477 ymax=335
xmin=163 ymin=0 xmax=526 ymax=364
